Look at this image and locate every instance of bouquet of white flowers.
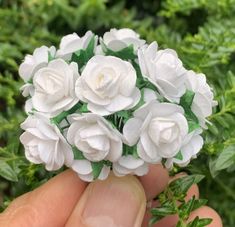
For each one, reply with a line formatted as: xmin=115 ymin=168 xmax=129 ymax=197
xmin=19 ymin=28 xmax=217 ymax=181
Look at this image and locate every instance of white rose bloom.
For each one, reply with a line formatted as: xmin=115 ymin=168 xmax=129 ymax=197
xmin=165 ymin=129 xmax=203 ymax=168
xmin=20 ymin=115 xmax=73 ymax=171
xmin=56 ymin=31 xmax=95 ymax=60
xmin=19 ymin=46 xmax=56 ymax=82
xmin=32 ymin=59 xmax=79 ymax=117
xmin=67 ymin=113 xmax=122 ymax=162
xmin=113 ymin=155 xmax=148 ymax=177
xmin=103 ymin=28 xmax=145 ymax=51
xmin=76 ymin=55 xmax=140 ymax=115
xmin=71 ymin=160 xmax=110 ymax=182
xmin=185 ymin=70 xmax=217 ymax=128
xmin=138 ymin=42 xmax=187 ymax=102
xmin=123 ymin=101 xmax=188 ymax=162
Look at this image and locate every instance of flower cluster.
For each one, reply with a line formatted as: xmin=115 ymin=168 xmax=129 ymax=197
xmin=19 ymin=28 xmax=217 ymax=181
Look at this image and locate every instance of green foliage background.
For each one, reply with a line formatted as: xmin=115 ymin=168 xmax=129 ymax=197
xmin=0 ymin=0 xmax=234 ymax=225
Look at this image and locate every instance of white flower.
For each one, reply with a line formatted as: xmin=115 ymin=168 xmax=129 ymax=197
xmin=56 ymin=31 xmax=95 ymax=60
xmin=20 ymin=83 xmax=34 ymax=97
xmin=185 ymin=70 xmax=217 ymax=128
xmin=123 ymin=101 xmax=188 ymax=162
xmin=32 ymin=59 xmax=79 ymax=117
xmin=113 ymin=155 xmax=148 ymax=177
xmin=102 ymin=28 xmax=145 ymax=51
xmin=165 ymin=129 xmax=203 ymax=168
xmin=20 ymin=115 xmax=73 ymax=171
xmin=19 ymin=46 xmax=56 ymax=82
xmin=138 ymin=42 xmax=187 ymax=102
xmin=75 ymin=55 xmax=140 ymax=115
xmin=70 ymin=160 xmax=110 ymax=182
xmin=67 ymin=113 xmax=122 ymax=162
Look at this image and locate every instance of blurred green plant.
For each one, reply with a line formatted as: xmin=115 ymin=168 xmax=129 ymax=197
xmin=0 ymin=0 xmax=234 ymax=225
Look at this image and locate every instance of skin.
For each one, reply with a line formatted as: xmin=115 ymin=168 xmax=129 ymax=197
xmin=0 ymin=165 xmax=223 ymax=227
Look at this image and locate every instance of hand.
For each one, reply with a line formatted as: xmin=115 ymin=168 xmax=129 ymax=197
xmin=0 ymin=165 xmax=222 ymax=227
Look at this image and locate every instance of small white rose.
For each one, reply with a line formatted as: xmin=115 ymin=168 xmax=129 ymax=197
xmin=102 ymin=28 xmax=145 ymax=51
xmin=138 ymin=42 xmax=187 ymax=102
xmin=123 ymin=101 xmax=188 ymax=162
xmin=165 ymin=129 xmax=203 ymax=168
xmin=76 ymin=55 xmax=141 ymax=115
xmin=56 ymin=31 xmax=95 ymax=60
xmin=70 ymin=160 xmax=110 ymax=182
xmin=67 ymin=113 xmax=122 ymax=162
xmin=19 ymin=46 xmax=56 ymax=82
xmin=32 ymin=59 xmax=79 ymax=117
xmin=185 ymin=70 xmax=217 ymax=128
xmin=20 ymin=115 xmax=73 ymax=171
xmin=113 ymin=155 xmax=148 ymax=177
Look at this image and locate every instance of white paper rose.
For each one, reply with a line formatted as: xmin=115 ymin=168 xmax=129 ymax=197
xmin=20 ymin=115 xmax=73 ymax=171
xmin=75 ymin=55 xmax=141 ymax=115
xmin=102 ymin=28 xmax=145 ymax=51
xmin=67 ymin=113 xmax=122 ymax=162
xmin=70 ymin=160 xmax=110 ymax=182
xmin=123 ymin=101 xmax=188 ymax=162
xmin=19 ymin=46 xmax=56 ymax=82
xmin=32 ymin=59 xmax=79 ymax=117
xmin=165 ymin=129 xmax=203 ymax=168
xmin=56 ymin=31 xmax=94 ymax=60
xmin=185 ymin=70 xmax=217 ymax=128
xmin=113 ymin=155 xmax=148 ymax=177
xmin=138 ymin=42 xmax=187 ymax=102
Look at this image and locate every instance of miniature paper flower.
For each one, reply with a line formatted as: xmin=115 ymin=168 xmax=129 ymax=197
xmin=56 ymin=31 xmax=94 ymax=60
xmin=67 ymin=113 xmax=123 ymax=162
xmin=32 ymin=59 xmax=79 ymax=117
xmin=185 ymin=70 xmax=217 ymax=128
xmin=19 ymin=46 xmax=56 ymax=82
xmin=113 ymin=155 xmax=148 ymax=177
xmin=123 ymin=101 xmax=188 ymax=162
xmin=20 ymin=115 xmax=73 ymax=171
xmin=138 ymin=42 xmax=186 ymax=102
xmin=75 ymin=55 xmax=141 ymax=115
xmin=165 ymin=129 xmax=203 ymax=168
xmin=103 ymin=28 xmax=145 ymax=51
xmin=70 ymin=160 xmax=110 ymax=182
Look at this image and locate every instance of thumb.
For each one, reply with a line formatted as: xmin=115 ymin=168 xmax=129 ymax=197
xmin=65 ymin=173 xmax=146 ymax=227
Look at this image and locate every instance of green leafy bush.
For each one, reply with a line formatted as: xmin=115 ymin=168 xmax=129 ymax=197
xmin=0 ymin=0 xmax=234 ymax=225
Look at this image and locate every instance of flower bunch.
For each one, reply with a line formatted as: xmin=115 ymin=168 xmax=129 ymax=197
xmin=19 ymin=28 xmax=217 ymax=181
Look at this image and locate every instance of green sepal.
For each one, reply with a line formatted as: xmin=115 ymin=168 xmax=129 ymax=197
xmin=101 ymin=42 xmax=136 ymax=61
xmin=91 ymin=161 xmax=104 ymax=180
xmin=180 ymin=90 xmax=200 ymax=133
xmin=72 ymin=146 xmax=85 ymax=160
xmin=123 ymin=144 xmax=139 ymax=158
xmin=48 ymin=51 xmax=54 ymax=62
xmin=71 ymin=35 xmax=96 ymax=69
xmin=174 ymin=150 xmax=183 ymax=160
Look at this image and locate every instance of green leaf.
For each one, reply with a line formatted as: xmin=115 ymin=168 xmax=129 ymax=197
xmin=180 ymin=90 xmax=200 ymax=133
xmin=170 ymin=175 xmax=205 ymax=196
xmin=187 ymin=217 xmax=212 ymax=227
xmin=151 ymin=201 xmax=176 ymax=216
xmin=72 ymin=146 xmax=85 ymax=160
xmin=192 ymin=199 xmax=208 ymax=211
xmin=179 ymin=196 xmax=196 ymax=219
xmin=0 ymin=160 xmax=18 ymax=182
xmin=71 ymin=35 xmax=96 ymax=69
xmin=102 ymin=43 xmax=136 ymax=60
xmin=214 ymin=145 xmax=235 ymax=171
xmin=91 ymin=161 xmax=104 ymax=180
xmin=174 ymin=150 xmax=183 ymax=160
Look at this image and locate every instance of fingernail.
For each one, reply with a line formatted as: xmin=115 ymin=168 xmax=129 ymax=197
xmin=68 ymin=173 xmax=146 ymax=227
